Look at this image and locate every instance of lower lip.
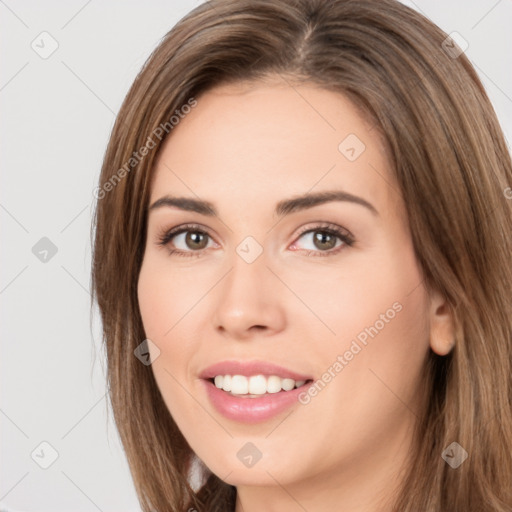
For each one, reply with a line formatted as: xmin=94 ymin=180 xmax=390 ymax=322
xmin=202 ymin=379 xmax=311 ymax=423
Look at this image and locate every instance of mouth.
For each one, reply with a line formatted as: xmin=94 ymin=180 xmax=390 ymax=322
xmin=199 ymin=360 xmax=315 ymax=421
xmin=202 ymin=376 xmax=314 ymax=423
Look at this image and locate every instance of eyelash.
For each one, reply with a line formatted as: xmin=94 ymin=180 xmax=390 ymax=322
xmin=156 ymin=222 xmax=355 ymax=258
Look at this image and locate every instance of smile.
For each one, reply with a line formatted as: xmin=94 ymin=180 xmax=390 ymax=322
xmin=211 ymin=374 xmax=307 ymax=396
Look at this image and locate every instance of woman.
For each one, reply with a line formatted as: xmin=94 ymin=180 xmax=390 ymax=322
xmin=91 ymin=0 xmax=512 ymax=510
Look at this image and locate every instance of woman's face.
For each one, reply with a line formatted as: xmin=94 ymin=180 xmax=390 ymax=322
xmin=137 ymin=80 xmax=437 ymax=500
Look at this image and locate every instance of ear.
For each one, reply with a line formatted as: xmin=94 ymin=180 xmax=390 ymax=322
xmin=428 ymin=288 xmax=455 ymax=356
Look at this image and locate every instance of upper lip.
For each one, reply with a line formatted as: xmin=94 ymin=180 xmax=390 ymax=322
xmin=199 ymin=360 xmax=313 ymax=381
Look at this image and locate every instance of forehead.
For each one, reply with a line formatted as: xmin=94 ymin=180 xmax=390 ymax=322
xmin=149 ymin=81 xmax=396 ymax=219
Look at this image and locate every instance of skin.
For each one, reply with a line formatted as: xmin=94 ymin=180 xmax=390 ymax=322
xmin=137 ymin=78 xmax=454 ymax=512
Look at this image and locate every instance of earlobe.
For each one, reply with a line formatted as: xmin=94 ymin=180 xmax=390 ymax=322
xmin=428 ymin=289 xmax=455 ymax=356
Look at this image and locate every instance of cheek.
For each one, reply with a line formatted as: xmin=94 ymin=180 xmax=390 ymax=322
xmin=137 ymin=258 xmax=189 ymax=386
xmin=307 ymin=244 xmax=431 ymax=424
xmin=137 ymin=256 xmax=209 ymax=401
xmin=137 ymin=255 xmax=208 ymax=341
xmin=274 ymin=243 xmax=426 ymax=350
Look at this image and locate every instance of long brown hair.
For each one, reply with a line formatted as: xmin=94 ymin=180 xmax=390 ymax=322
xmin=91 ymin=0 xmax=512 ymax=510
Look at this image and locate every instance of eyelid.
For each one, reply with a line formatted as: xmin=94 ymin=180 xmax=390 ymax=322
xmin=293 ymin=221 xmax=354 ymax=243
xmin=156 ymin=222 xmax=218 ymax=248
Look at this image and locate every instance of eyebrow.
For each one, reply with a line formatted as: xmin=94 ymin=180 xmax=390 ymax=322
xmin=148 ymin=190 xmax=378 ymax=217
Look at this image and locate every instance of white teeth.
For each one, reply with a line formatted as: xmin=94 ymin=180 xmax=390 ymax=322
xmin=282 ymin=378 xmax=296 ymax=391
xmin=214 ymin=375 xmax=224 ymax=389
xmin=231 ymin=375 xmax=248 ymax=394
xmin=213 ymin=374 xmax=308 ymax=395
xmin=248 ymin=375 xmax=267 ymax=394
xmin=267 ymin=375 xmax=282 ymax=393
xmin=223 ymin=375 xmax=231 ymax=392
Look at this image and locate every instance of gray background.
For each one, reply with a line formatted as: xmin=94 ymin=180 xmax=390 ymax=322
xmin=1 ymin=1 xmax=511 ymax=510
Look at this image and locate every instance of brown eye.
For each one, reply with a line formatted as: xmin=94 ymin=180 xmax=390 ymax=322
xmin=184 ymin=231 xmax=209 ymax=250
xmin=157 ymin=224 xmax=215 ymax=257
xmin=290 ymin=223 xmax=354 ymax=257
xmin=312 ymin=231 xmax=338 ymax=251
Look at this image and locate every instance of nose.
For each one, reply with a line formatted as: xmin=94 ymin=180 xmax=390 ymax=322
xmin=211 ymin=249 xmax=287 ymax=340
